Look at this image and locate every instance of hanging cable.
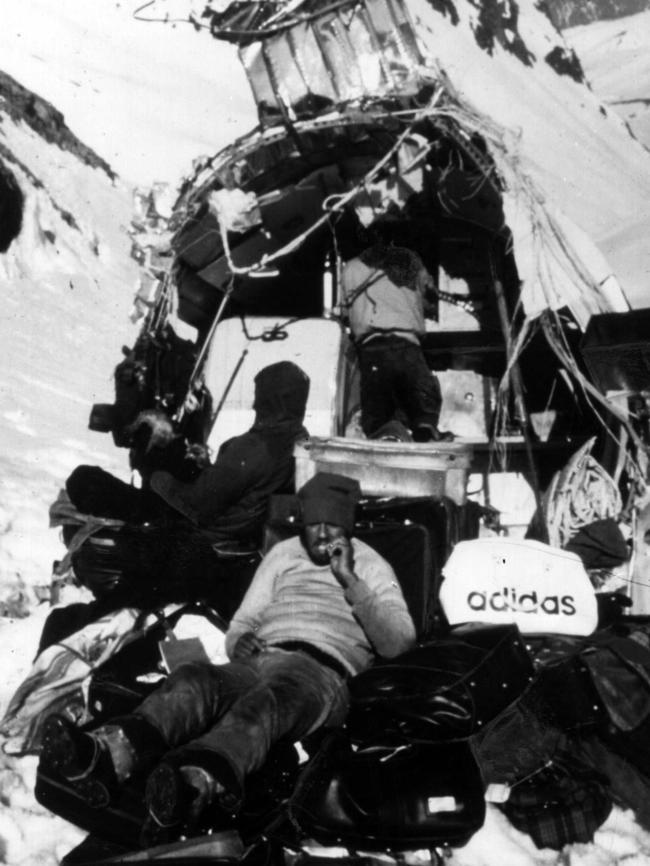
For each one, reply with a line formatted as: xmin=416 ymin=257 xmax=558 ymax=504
xmin=210 ymin=348 xmax=249 ymax=428
xmin=132 ymin=0 xmax=210 ymax=28
xmin=175 ymin=277 xmax=236 ymax=424
xmin=212 ymin=85 xmax=447 ymax=278
xmin=540 ymin=310 xmax=647 ymax=483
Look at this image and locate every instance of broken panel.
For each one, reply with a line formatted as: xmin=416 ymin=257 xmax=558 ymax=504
xmin=238 ymin=0 xmax=426 ymax=120
xmin=240 ymin=42 xmax=280 ymax=117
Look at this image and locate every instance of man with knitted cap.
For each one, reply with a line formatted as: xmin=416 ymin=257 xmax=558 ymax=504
xmin=42 ymin=472 xmax=416 ymax=846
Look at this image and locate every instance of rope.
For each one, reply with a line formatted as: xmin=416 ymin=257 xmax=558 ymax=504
xmin=543 ymin=437 xmax=622 ymax=549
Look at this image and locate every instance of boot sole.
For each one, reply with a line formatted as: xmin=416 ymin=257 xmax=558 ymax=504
xmin=41 ymin=715 xmax=114 ymax=808
xmin=145 ymin=762 xmax=187 ymax=827
xmin=41 ymin=715 xmax=85 ymax=777
xmin=75 ymin=777 xmax=112 ymax=809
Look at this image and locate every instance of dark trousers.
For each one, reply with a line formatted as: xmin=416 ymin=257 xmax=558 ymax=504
xmin=357 ymin=336 xmax=442 ymax=437
xmin=63 ymin=465 xmax=260 ymax=621
xmin=120 ymin=651 xmax=349 ymax=794
xmin=66 ymin=465 xmax=169 ymax=524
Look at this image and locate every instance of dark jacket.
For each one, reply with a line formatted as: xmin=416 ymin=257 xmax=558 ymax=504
xmin=150 ymin=361 xmax=310 ymax=543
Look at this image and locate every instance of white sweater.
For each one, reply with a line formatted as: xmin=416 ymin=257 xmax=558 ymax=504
xmin=225 ymin=536 xmax=416 ymax=676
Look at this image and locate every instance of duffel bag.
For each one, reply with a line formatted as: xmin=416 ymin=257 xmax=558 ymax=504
xmin=347 ymin=623 xmax=534 ymax=744
xmin=290 ymin=733 xmax=485 ymax=850
xmin=440 ymin=538 xmax=598 ymax=636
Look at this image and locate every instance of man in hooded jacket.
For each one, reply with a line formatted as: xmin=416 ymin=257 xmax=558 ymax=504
xmin=148 ymin=360 xmax=310 ymax=545
xmin=67 ymin=360 xmax=310 ymax=544
xmin=40 ymin=362 xmax=310 ymax=647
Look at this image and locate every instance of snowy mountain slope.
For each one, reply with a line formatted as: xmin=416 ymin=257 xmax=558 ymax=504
xmin=566 ymin=10 xmax=650 ymax=152
xmin=0 ymin=0 xmax=255 ymax=187
xmin=409 ymin=0 xmax=650 ymax=309
xmin=0 ymin=89 xmax=138 ymax=607
xmin=0 ymin=65 xmax=143 ymax=866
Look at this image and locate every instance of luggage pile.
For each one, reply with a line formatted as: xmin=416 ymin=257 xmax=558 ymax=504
xmin=5 ymin=482 xmax=646 ymax=862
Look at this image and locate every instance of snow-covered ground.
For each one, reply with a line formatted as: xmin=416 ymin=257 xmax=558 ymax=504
xmin=566 ymin=10 xmax=650 ymax=153
xmin=0 ymin=61 xmax=141 ymax=862
xmin=2 ymin=1 xmax=650 ymax=863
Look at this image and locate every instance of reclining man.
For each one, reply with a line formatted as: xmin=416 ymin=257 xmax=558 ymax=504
xmin=42 ymin=472 xmax=416 ymax=844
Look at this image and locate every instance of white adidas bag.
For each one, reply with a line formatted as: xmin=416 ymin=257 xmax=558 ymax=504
xmin=440 ymin=537 xmax=598 ymax=636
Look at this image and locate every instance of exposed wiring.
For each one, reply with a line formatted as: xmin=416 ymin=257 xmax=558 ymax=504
xmin=132 ymin=0 xmax=363 ymax=39
xmin=205 ymin=0 xmax=368 ymax=41
xmin=239 ymin=316 xmax=304 ymax=342
xmin=213 ymin=86 xmax=447 ymax=278
xmin=132 ymin=0 xmax=210 ymax=29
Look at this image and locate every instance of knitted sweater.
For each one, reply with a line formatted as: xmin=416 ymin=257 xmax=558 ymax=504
xmin=340 ymin=253 xmax=428 ymax=346
xmin=225 ymin=536 xmax=416 ymax=676
xmin=150 ymin=425 xmax=306 ymax=541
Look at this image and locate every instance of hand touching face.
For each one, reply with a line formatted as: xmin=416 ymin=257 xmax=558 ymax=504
xmin=302 ymin=523 xmax=357 ymax=588
xmin=302 ymin=522 xmax=346 ymax=565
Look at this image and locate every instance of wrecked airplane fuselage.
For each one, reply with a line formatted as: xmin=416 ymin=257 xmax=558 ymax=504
xmin=103 ymin=0 xmax=643 ymax=543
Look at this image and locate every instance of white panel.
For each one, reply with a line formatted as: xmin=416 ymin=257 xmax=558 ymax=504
xmin=204 ymin=316 xmax=345 ymax=452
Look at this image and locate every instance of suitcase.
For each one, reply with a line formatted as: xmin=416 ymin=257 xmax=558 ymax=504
xmin=355 ymin=522 xmax=433 ymax=638
xmin=357 ymin=496 xmax=481 ymax=632
xmin=36 ymin=738 xmax=299 ymax=853
xmin=290 ymin=733 xmax=486 ymax=850
xmin=580 ymin=307 xmax=650 ymax=394
xmin=35 ymin=766 xmax=146 ymax=851
xmin=86 ymin=618 xmax=170 ymax=723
